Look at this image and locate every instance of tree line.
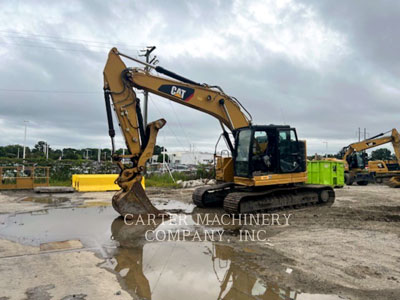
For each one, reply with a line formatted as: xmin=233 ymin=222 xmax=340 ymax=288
xmin=309 ymin=148 xmax=397 ymax=161
xmin=0 ymin=141 xmax=169 ymax=162
xmin=1 ymin=141 xmax=396 ymax=162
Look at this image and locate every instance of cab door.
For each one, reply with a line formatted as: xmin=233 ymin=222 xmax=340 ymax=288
xmin=278 ymin=129 xmax=303 ymax=173
xmin=234 ymin=128 xmax=252 ymax=177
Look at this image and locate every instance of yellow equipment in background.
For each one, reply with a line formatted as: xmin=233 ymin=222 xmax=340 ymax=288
xmin=338 ymin=128 xmax=400 ymax=186
xmin=368 ymin=160 xmax=400 ymax=184
xmin=0 ymin=166 xmax=49 ymax=190
xmin=72 ymin=174 xmax=145 ymax=192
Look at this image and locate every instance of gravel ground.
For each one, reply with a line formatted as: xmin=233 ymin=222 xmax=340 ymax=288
xmin=0 ymin=184 xmax=399 ymax=299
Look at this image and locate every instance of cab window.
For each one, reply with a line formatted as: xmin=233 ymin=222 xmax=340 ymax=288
xmin=278 ymin=129 xmax=300 ymax=173
xmin=235 ymin=129 xmax=252 ymax=177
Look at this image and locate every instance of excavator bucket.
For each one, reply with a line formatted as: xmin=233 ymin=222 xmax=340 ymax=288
xmin=112 ymin=179 xmax=163 ymax=220
xmin=386 ymin=176 xmax=400 ymax=188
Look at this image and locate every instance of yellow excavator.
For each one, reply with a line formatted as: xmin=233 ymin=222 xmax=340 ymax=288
xmin=369 ymin=160 xmax=400 ymax=184
xmin=103 ymin=48 xmax=334 ymax=218
xmin=338 ymin=128 xmax=400 ymax=186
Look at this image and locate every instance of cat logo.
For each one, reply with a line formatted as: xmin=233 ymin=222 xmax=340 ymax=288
xmin=158 ymin=84 xmax=194 ymax=102
xmin=366 ymin=142 xmax=377 ymax=146
xmin=171 ymin=86 xmax=186 ymax=99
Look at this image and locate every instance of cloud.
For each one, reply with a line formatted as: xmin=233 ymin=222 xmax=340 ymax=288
xmin=0 ymin=0 xmax=398 ymax=155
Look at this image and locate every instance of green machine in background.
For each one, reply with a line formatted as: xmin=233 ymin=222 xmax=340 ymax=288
xmin=307 ymin=160 xmax=345 ymax=188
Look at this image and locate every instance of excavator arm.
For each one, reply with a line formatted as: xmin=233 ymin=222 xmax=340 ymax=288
xmin=103 ymin=48 xmax=251 ymax=218
xmin=391 ymin=129 xmax=400 ymax=162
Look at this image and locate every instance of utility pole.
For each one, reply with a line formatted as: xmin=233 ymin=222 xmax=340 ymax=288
xmin=139 ymin=46 xmax=156 ymax=128
xmin=162 ymin=147 xmax=165 ymax=173
xmin=23 ymin=120 xmax=28 ymax=159
xmin=358 ymin=127 xmax=361 ymax=142
xmin=98 ymin=148 xmax=101 ymax=162
xmin=323 ymin=141 xmax=328 ymax=158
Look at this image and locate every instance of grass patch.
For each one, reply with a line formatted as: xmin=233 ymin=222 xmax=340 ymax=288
xmin=145 ymin=178 xmax=179 ymax=188
xmin=49 ymin=179 xmax=72 ymax=187
xmin=145 ymin=173 xmax=180 ymax=188
xmin=145 ymin=172 xmax=197 ymax=188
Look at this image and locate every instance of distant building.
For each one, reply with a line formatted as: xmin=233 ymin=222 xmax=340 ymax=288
xmin=150 ymin=155 xmax=159 ymax=164
xmin=169 ymin=151 xmax=213 ymax=165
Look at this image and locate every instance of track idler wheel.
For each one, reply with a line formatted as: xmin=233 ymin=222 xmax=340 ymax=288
xmin=317 ymin=187 xmax=335 ymax=205
xmin=112 ymin=180 xmax=164 ymax=220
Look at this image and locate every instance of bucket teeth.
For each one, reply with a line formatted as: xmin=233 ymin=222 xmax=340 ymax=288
xmin=112 ymin=181 xmax=163 ymax=219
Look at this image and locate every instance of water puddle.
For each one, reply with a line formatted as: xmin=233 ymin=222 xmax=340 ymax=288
xmin=0 ymin=206 xmax=345 ymax=300
xmin=0 ymin=206 xmax=117 ymax=247
xmin=21 ymin=196 xmax=71 ymax=206
xmin=110 ymin=218 xmax=345 ymax=300
xmin=78 ymin=200 xmax=112 ymax=208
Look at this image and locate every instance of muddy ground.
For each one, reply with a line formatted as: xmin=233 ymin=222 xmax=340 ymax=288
xmin=0 ymin=185 xmax=399 ymax=300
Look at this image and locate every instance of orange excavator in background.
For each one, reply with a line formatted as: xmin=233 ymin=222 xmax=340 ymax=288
xmin=103 ymin=48 xmax=335 ymax=219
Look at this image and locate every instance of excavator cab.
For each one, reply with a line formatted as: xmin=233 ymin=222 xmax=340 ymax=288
xmin=347 ymin=152 xmax=367 ymax=170
xmin=234 ymin=125 xmax=306 ymax=178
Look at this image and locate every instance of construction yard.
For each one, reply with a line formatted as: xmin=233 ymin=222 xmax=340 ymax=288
xmin=3 ymin=1 xmax=400 ymax=299
xmin=0 ymin=184 xmax=399 ymax=300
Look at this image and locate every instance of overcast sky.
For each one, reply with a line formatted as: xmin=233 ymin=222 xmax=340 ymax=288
xmin=0 ymin=0 xmax=399 ymax=155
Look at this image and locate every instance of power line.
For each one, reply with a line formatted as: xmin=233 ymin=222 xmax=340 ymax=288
xmin=168 ymin=101 xmax=193 ymax=148
xmin=168 ymin=100 xmax=198 ymax=162
xmin=0 ymin=41 xmax=142 ymax=54
xmin=0 ymin=35 xmax=141 ymax=52
xmin=148 ymin=95 xmax=188 ymax=150
xmin=0 ymin=88 xmax=101 ymax=94
xmin=0 ymin=30 xmax=147 ymax=48
xmin=0 ymin=36 xmax=144 ymax=54
xmin=0 ymin=41 xmax=113 ymax=53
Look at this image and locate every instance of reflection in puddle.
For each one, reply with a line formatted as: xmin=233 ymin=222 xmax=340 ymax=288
xmin=0 ymin=207 xmax=345 ymax=300
xmin=110 ymin=218 xmax=345 ymax=300
xmin=21 ymin=196 xmax=70 ymax=206
xmin=112 ymin=241 xmax=293 ymax=300
xmin=151 ymin=198 xmax=196 ymax=213
xmin=78 ymin=200 xmax=112 ymax=208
